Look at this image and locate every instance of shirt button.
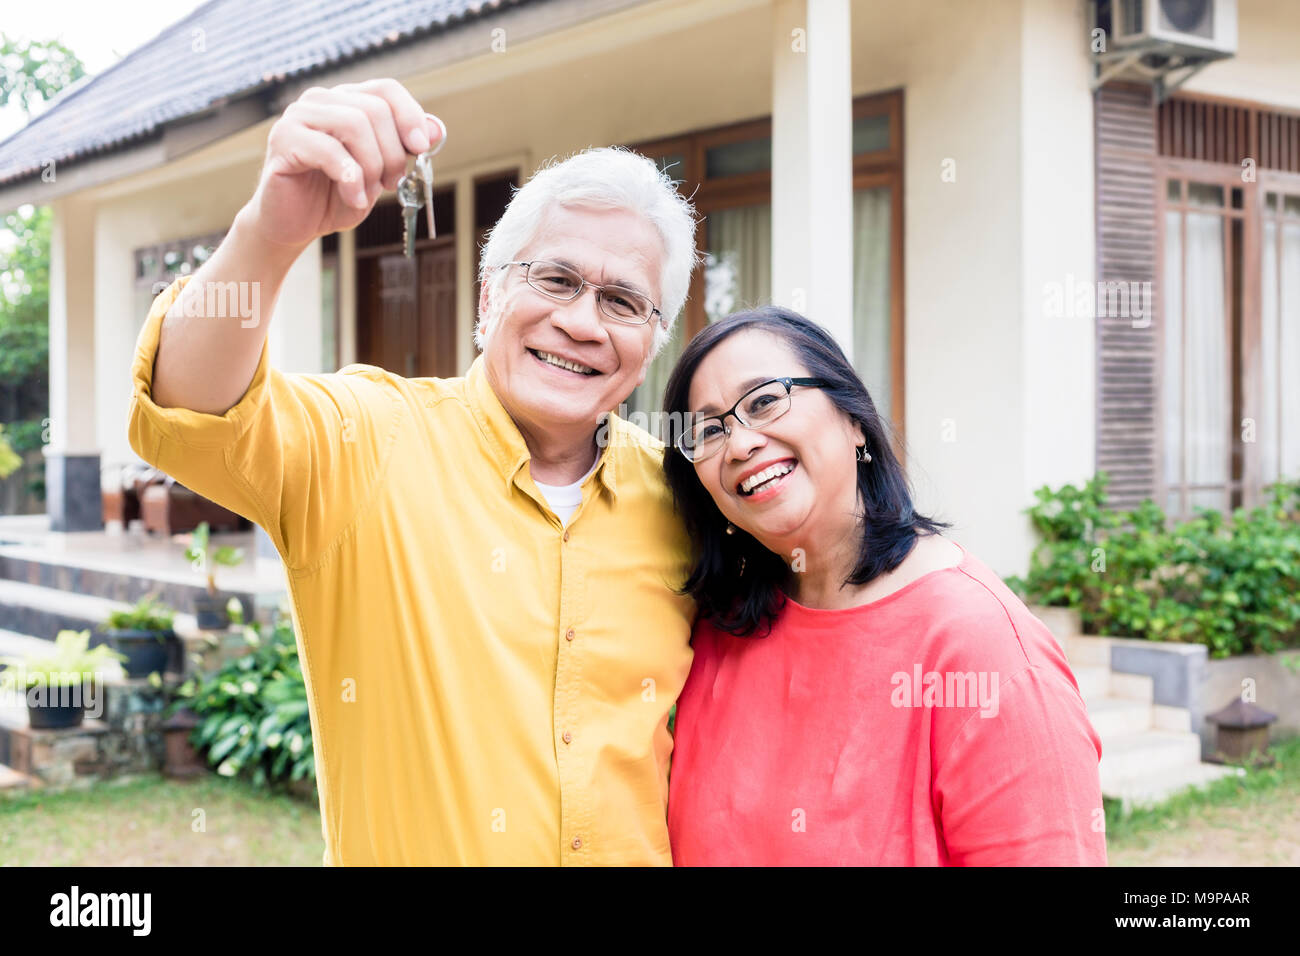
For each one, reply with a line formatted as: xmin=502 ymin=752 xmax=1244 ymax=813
xmin=565 ymin=628 xmax=574 ymax=641
xmin=563 ymin=530 xmax=570 ymax=542
xmin=562 ymin=731 xmax=572 ymax=744
xmin=571 ymin=838 xmax=582 ymax=850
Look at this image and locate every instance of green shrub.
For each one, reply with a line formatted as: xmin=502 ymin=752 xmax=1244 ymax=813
xmin=102 ymin=593 xmax=175 ymax=633
xmin=173 ymin=612 xmax=313 ymax=791
xmin=1007 ymin=474 xmax=1300 ymax=658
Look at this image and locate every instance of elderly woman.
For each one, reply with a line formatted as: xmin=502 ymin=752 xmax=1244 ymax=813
xmin=661 ymin=306 xmax=1107 ymax=866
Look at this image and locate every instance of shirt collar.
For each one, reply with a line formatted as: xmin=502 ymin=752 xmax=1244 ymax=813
xmin=464 ymin=353 xmax=621 ymax=500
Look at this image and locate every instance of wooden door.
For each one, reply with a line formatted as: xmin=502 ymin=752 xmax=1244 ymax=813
xmin=358 ymin=241 xmax=457 ymax=379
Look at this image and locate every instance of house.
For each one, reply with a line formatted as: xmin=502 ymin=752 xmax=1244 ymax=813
xmin=0 ymin=0 xmax=1296 ymax=577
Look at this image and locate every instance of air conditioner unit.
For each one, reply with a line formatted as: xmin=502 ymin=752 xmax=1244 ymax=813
xmin=1110 ymin=0 xmax=1237 ymax=57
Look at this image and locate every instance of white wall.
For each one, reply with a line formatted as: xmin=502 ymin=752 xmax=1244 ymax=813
xmin=92 ymin=156 xmax=324 ymax=470
xmin=850 ymin=0 xmax=1096 ymax=576
xmin=1019 ymin=0 xmax=1097 ymax=537
xmin=1182 ymin=0 xmax=1300 ymax=109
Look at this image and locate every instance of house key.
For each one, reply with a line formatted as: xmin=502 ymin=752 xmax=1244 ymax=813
xmin=396 ymin=120 xmax=447 ymax=256
xmin=397 ymin=174 xmax=423 ymax=258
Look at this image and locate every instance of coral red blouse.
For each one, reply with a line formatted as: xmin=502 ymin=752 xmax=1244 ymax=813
xmin=667 ymin=544 xmax=1108 ymax=866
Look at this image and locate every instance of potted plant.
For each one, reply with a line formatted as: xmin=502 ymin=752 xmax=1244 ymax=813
xmin=100 ymin=592 xmax=177 ymax=679
xmin=0 ymin=629 xmax=126 ymax=729
xmin=186 ymin=521 xmax=246 ymax=630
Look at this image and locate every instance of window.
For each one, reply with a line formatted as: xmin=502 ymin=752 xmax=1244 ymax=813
xmin=1160 ymin=176 xmax=1244 ymax=514
xmin=625 ymin=90 xmax=904 ymax=434
xmin=1258 ymin=185 xmax=1300 ymax=488
xmin=133 ymin=231 xmax=225 ymax=333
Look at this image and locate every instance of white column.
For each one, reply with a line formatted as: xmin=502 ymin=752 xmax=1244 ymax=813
xmin=269 ymin=239 xmax=323 ymax=373
xmin=46 ymin=197 xmax=98 ymax=457
xmin=339 ymin=228 xmax=358 ymax=368
xmin=455 ymin=173 xmax=476 ymax=374
xmin=44 ymin=196 xmax=105 ymax=531
xmin=770 ymin=0 xmax=855 ymax=353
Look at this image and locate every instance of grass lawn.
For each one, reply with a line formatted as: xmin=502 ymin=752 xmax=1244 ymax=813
xmin=0 ymin=774 xmax=325 ymax=866
xmin=2 ymin=737 xmax=1297 ymax=865
xmin=1104 ymin=734 xmax=1300 ymax=866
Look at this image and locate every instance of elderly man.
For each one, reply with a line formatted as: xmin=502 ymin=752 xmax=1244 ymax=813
xmin=128 ymin=80 xmax=699 ymax=865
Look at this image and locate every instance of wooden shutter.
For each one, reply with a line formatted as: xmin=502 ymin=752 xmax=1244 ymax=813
xmin=1095 ymin=84 xmax=1160 ymax=511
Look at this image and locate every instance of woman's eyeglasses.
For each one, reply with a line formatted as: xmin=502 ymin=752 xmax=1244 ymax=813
xmin=676 ymin=377 xmax=830 ymax=463
xmin=503 ymin=259 xmax=661 ymax=326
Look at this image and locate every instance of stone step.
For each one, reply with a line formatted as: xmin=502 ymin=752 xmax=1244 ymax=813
xmin=0 ymin=545 xmax=278 ymax=625
xmin=1083 ymin=695 xmax=1154 ymax=737
xmin=0 ymin=578 xmax=125 ymax=642
xmin=1099 ymin=729 xmax=1203 ymax=784
xmin=0 ymin=578 xmax=203 ymax=645
xmin=1105 ymin=760 xmax=1246 ymax=810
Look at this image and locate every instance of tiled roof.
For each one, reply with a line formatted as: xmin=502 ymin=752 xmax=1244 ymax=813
xmin=0 ymin=0 xmax=534 ymax=185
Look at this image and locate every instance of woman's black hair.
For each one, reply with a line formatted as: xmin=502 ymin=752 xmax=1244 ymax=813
xmin=661 ymin=305 xmax=948 ymax=638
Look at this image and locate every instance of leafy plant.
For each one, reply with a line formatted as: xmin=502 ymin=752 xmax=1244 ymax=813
xmin=101 ymin=593 xmax=175 ymax=634
xmin=1 ymin=33 xmax=86 ymax=506
xmin=185 ymin=521 xmax=245 ymax=595
xmin=173 ymin=612 xmax=313 ymax=790
xmin=0 ymin=629 xmax=125 ymax=689
xmin=1008 ymin=474 xmax=1300 ymax=658
xmin=0 ymin=423 xmax=20 ymax=479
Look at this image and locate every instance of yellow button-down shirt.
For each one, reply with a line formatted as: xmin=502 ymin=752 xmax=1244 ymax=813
xmin=127 ymin=275 xmax=696 ymax=865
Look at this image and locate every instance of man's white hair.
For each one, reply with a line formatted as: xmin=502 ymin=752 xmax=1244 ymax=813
xmin=474 ymin=146 xmax=700 ymax=358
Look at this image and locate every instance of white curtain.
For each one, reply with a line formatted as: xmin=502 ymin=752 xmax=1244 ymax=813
xmin=1184 ymin=209 xmax=1229 ymax=512
xmin=1265 ymin=214 xmax=1300 ymax=483
xmin=627 ymin=204 xmax=771 ymax=419
xmin=1282 ymin=220 xmax=1300 ymax=481
xmin=705 ymin=205 xmax=772 ymax=322
xmin=853 ymin=187 xmax=893 ymax=425
xmin=1162 ymin=210 xmax=1184 ymax=514
xmin=1262 ymin=218 xmax=1280 ymax=485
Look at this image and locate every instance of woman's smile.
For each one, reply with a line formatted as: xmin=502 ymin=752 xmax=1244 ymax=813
xmin=734 ymin=458 xmax=798 ymax=502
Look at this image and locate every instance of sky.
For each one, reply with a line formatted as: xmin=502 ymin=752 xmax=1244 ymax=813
xmin=0 ymin=0 xmax=210 ymax=140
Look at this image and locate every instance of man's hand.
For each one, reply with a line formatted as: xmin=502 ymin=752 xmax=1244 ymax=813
xmin=242 ymin=79 xmax=446 ymax=251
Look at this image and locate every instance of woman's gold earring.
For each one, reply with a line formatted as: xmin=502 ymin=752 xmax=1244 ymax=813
xmin=725 ymin=523 xmax=735 ymax=535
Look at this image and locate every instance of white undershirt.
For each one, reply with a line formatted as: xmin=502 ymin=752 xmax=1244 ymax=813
xmin=533 ymin=456 xmax=600 ymax=527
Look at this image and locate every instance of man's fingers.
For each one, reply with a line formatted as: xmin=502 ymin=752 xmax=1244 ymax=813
xmin=305 ymin=87 xmax=409 ymax=191
xmin=268 ymin=125 xmax=370 ymax=209
xmin=340 ymin=78 xmax=445 ymax=156
xmin=286 ymin=100 xmax=385 ymax=196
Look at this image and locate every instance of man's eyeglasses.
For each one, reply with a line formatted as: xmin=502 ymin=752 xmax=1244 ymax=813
xmin=676 ymin=377 xmax=831 ymax=463
xmin=503 ymin=260 xmax=662 ymax=327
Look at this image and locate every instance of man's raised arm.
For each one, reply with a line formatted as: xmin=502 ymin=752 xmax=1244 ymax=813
xmin=151 ymin=79 xmax=445 ymax=414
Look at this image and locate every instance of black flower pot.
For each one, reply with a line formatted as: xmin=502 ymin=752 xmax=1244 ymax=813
xmin=193 ymin=593 xmax=230 ymax=631
xmin=105 ymin=628 xmax=174 ymax=679
xmin=26 ymin=682 xmax=88 ymax=730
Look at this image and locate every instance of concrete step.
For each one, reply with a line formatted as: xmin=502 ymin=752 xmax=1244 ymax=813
xmin=1072 ymin=664 xmax=1110 ymax=701
xmin=1084 ymin=695 xmax=1154 ymax=737
xmin=1109 ymin=671 xmax=1154 ymax=702
xmin=0 ymin=762 xmax=35 ymax=792
xmin=1099 ymin=729 xmax=1203 ymax=785
xmin=1106 ymin=760 xmax=1246 ymax=809
xmin=1064 ymin=634 xmax=1111 ymax=668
